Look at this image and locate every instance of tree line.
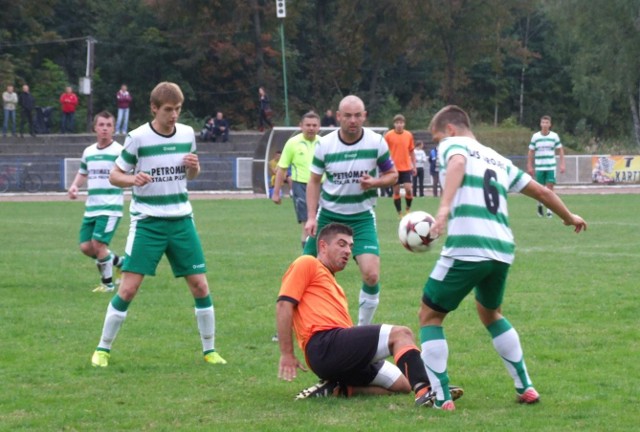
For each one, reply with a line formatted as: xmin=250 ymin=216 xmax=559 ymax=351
xmin=1 ymin=0 xmax=638 ymax=150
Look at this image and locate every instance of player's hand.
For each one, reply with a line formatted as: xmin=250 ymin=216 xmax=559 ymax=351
xmin=430 ymin=206 xmax=450 ymax=239
xmin=272 ymin=192 xmax=282 ymax=205
xmin=304 ymin=219 xmax=317 ymax=237
xmin=68 ymin=185 xmax=78 ymax=199
xmin=183 ymin=153 xmax=200 ymax=169
xmin=278 ymin=354 xmax=308 ymax=381
xmin=359 ymin=173 xmax=375 ymax=190
xmin=564 ymin=214 xmax=587 ymax=233
xmin=134 ymin=171 xmax=153 ymax=186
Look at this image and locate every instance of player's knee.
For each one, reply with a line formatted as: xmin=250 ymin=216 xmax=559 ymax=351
xmin=187 ymin=276 xmax=210 ymax=298
xmin=362 ymin=272 xmax=379 ymax=287
xmin=79 ymin=242 xmax=93 ymax=257
xmin=390 ymin=325 xmax=415 ymax=345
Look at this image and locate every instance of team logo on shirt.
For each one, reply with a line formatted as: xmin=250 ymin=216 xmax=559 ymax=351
xmin=149 ymin=165 xmax=187 ymax=182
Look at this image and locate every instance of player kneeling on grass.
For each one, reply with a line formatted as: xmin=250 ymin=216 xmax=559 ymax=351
xmin=276 ymin=222 xmax=462 ymax=407
xmin=91 ymin=82 xmax=226 ymax=368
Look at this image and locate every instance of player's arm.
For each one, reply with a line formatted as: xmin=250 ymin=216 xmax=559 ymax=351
xmin=411 ymin=149 xmax=417 ymax=176
xmin=527 ymin=148 xmax=535 ymax=175
xmin=521 ymin=180 xmax=587 ymax=232
xmin=109 ymin=164 xmax=152 ymax=188
xmin=557 ymin=146 xmax=566 ymax=173
xmin=360 ymin=163 xmax=398 ymax=190
xmin=276 ymin=299 xmax=307 ymax=381
xmin=271 ymin=167 xmax=288 ymax=204
xmin=68 ymin=172 xmax=87 ymax=199
xmin=304 ymin=172 xmax=322 ymax=237
xmin=430 ymin=154 xmax=465 ymax=238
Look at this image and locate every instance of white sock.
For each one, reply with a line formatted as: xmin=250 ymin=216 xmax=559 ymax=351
xmin=97 ymin=303 xmax=127 ymax=351
xmin=421 ymin=338 xmax=450 ymax=400
xmin=195 ymin=306 xmax=216 ymax=353
xmin=492 ymin=327 xmax=532 ymax=390
xmin=358 ymin=291 xmax=379 ymax=326
xmin=97 ymin=253 xmax=114 ymax=283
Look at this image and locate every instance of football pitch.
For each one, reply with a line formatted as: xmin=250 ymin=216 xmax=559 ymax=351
xmin=1 ymin=193 xmax=638 ymax=431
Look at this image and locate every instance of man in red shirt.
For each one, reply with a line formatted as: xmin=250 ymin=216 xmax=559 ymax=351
xmin=384 ymin=114 xmax=416 ymax=217
xmin=276 ymin=222 xmax=463 ymax=407
xmin=60 ymin=86 xmax=79 ymax=133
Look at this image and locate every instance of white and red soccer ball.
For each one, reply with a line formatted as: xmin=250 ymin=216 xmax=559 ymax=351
xmin=398 ymin=211 xmax=439 ymax=252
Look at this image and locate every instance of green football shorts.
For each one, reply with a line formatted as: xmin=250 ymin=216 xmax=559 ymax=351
xmin=423 ymin=257 xmax=510 ymax=312
xmin=79 ymin=215 xmax=121 ymax=245
xmin=535 ymin=170 xmax=557 ymax=185
xmin=303 ymin=208 xmax=379 ymax=257
xmin=123 ymin=216 xmax=207 ymax=277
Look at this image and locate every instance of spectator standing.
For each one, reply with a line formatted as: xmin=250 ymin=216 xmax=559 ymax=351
xmin=384 ymin=114 xmax=416 ymax=217
xmin=115 ymin=84 xmax=132 ymax=135
xmin=428 ymin=143 xmax=440 ymax=197
xmin=18 ymin=84 xmax=36 ymax=137
xmin=413 ymin=141 xmax=427 ymax=197
xmin=212 ymin=111 xmax=229 ymax=142
xmin=60 ymin=86 xmax=79 ymax=133
xmin=67 ymin=111 xmax=124 ymax=292
xmin=527 ymin=115 xmax=565 ymax=218
xmin=3 ymin=85 xmax=18 ymax=137
xmin=321 ymin=109 xmax=337 ymax=127
xmin=258 ymin=86 xmax=273 ymax=131
xmin=304 ymin=95 xmax=398 ymax=326
xmin=272 ymin=111 xmax=321 ymax=249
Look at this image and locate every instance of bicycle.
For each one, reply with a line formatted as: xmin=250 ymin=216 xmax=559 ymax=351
xmin=0 ymin=163 xmax=43 ymax=193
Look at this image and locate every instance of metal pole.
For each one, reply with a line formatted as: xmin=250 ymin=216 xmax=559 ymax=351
xmin=279 ymin=21 xmax=290 ymax=126
xmin=86 ymin=37 xmax=96 ymax=133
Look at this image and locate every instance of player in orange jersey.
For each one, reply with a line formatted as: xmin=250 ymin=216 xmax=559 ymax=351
xmin=276 ymin=222 xmax=463 ymax=406
xmin=384 ymin=114 xmax=416 ymax=216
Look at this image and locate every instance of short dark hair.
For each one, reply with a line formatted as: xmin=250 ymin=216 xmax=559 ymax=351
xmin=93 ymin=110 xmax=115 ymax=126
xmin=317 ymin=223 xmax=353 ymax=245
xmin=301 ymin=111 xmax=320 ymax=122
xmin=541 ymin=115 xmax=552 ymax=122
xmin=430 ymin=105 xmax=471 ymax=132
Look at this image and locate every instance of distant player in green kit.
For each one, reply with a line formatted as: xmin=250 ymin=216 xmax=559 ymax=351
xmin=68 ymin=111 xmax=124 ymax=293
xmin=91 ymin=82 xmax=226 ymax=367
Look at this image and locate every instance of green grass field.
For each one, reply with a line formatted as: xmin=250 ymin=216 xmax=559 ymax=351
xmin=1 ymin=194 xmax=638 ymax=431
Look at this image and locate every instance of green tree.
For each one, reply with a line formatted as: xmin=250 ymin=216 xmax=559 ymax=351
xmin=547 ymin=0 xmax=640 ymax=147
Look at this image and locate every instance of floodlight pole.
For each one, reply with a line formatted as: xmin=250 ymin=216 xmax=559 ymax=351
xmin=279 ymin=21 xmax=290 ymax=126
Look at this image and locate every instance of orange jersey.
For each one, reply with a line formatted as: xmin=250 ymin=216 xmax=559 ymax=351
xmin=278 ymin=255 xmax=353 ymax=352
xmin=385 ymin=130 xmax=415 ymax=171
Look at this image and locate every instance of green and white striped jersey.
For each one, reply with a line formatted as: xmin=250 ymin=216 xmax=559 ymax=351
xmin=438 ymin=136 xmax=532 ymax=264
xmin=311 ymin=128 xmax=394 ymax=215
xmin=78 ymin=141 xmax=124 ymax=217
xmin=116 ymin=122 xmax=196 ymax=219
xmin=529 ymin=131 xmax=562 ymax=171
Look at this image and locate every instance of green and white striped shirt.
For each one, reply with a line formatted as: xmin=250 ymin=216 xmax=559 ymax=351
xmin=529 ymin=131 xmax=562 ymax=171
xmin=311 ymin=128 xmax=394 ymax=215
xmin=79 ymin=141 xmax=124 ymax=217
xmin=438 ymin=136 xmax=531 ymax=264
xmin=116 ymin=122 xmax=196 ymax=219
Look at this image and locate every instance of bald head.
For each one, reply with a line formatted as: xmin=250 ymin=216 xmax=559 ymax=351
xmin=337 ymin=95 xmax=367 ymax=143
xmin=338 ymin=95 xmax=365 ymax=112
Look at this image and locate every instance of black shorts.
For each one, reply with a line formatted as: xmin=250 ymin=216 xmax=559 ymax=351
xmin=396 ymin=170 xmax=412 ymax=185
xmin=305 ymin=325 xmax=384 ymax=386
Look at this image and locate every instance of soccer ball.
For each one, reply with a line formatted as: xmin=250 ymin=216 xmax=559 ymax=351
xmin=398 ymin=211 xmax=438 ymax=252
